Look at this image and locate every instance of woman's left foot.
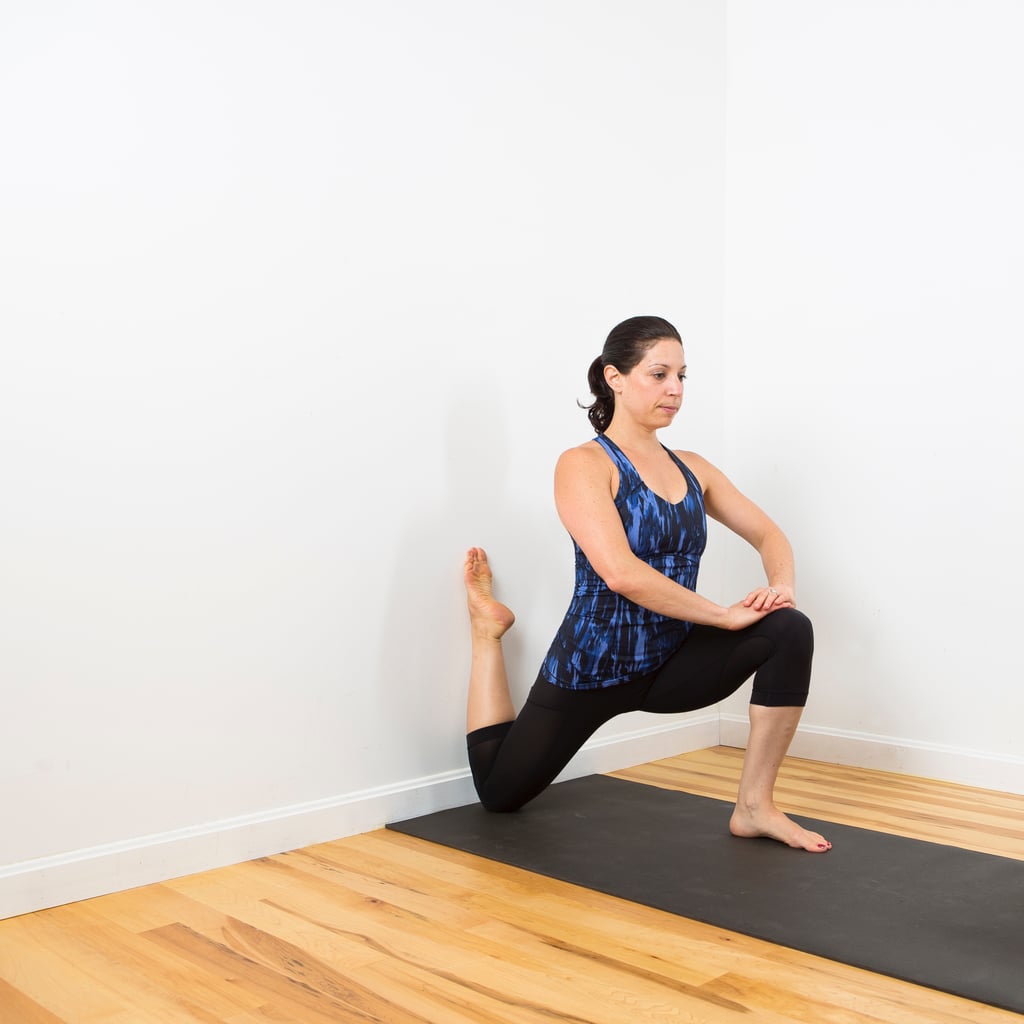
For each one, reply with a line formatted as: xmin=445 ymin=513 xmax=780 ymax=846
xmin=729 ymin=803 xmax=831 ymax=852
xmin=464 ymin=547 xmax=515 ymax=640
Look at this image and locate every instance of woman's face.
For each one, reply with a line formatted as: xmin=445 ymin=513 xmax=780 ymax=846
xmin=608 ymin=338 xmax=686 ymax=429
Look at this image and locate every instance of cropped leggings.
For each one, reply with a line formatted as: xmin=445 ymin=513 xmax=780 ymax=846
xmin=467 ymin=608 xmax=813 ymax=813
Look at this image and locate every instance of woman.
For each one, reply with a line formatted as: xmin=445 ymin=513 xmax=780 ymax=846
xmin=464 ymin=315 xmax=830 ymax=852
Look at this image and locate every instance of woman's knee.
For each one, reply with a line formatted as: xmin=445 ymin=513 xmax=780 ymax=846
xmin=478 ymin=790 xmax=528 ymax=814
xmin=749 ymin=608 xmax=814 ymax=707
xmin=475 ymin=774 xmax=550 ymax=813
xmin=765 ymin=607 xmax=813 ymax=657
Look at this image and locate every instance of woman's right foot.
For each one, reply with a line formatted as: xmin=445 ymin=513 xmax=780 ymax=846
xmin=464 ymin=547 xmax=516 ymax=640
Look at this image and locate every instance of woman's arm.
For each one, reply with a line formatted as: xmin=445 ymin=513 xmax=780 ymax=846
xmin=553 ymin=444 xmax=777 ymax=630
xmin=681 ymin=451 xmax=797 ymax=612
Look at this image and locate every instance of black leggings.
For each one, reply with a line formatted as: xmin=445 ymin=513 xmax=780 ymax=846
xmin=467 ymin=608 xmax=813 ymax=813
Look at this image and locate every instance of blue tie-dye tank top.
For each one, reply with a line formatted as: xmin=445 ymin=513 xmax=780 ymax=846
xmin=540 ymin=435 xmax=707 ymax=690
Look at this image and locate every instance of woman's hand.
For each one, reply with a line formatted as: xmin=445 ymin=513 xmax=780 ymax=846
xmin=742 ymin=584 xmax=796 ymax=612
xmin=722 ymin=586 xmax=794 ymax=630
xmin=720 ymin=601 xmax=770 ymax=631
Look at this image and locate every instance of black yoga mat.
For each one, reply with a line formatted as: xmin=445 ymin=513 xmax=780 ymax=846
xmin=388 ymin=774 xmax=1024 ymax=1014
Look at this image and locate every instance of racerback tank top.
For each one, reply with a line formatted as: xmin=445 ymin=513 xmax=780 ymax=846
xmin=540 ymin=434 xmax=707 ymax=689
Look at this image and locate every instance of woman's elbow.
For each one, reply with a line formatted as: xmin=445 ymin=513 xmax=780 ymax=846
xmin=600 ymin=567 xmax=637 ymax=598
xmin=588 ymin=551 xmax=645 ymax=598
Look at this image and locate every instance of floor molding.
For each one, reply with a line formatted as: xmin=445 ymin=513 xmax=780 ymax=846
xmin=721 ymin=714 xmax=1024 ymax=794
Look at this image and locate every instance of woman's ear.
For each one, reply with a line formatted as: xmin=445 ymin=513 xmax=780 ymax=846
xmin=603 ymin=364 xmax=622 ymax=394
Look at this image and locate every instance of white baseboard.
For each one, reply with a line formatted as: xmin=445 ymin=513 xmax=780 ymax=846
xmin=720 ymin=714 xmax=1024 ymax=794
xmin=0 ymin=769 xmax=479 ymax=922
xmin=0 ymin=715 xmax=716 ymax=921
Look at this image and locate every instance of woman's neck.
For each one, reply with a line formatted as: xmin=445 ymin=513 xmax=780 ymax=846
xmin=602 ymin=421 xmax=663 ymax=455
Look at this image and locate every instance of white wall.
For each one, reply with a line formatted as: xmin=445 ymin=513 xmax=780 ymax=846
xmin=719 ymin=1 xmax=1024 ymax=789
xmin=8 ymin=0 xmax=1021 ymax=922
xmin=0 ymin=1 xmax=727 ymax=916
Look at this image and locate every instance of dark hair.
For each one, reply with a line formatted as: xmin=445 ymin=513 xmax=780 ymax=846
xmin=583 ymin=315 xmax=682 ymax=433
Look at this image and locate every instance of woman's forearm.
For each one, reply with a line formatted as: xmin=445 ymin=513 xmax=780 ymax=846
xmin=605 ymin=525 xmax=795 ymax=628
xmin=758 ymin=527 xmax=796 ymax=592
xmin=605 ymin=560 xmax=731 ymax=628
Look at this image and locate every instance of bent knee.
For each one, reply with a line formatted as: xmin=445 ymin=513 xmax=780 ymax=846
xmin=475 ymin=780 xmax=544 ymax=814
xmin=750 ymin=607 xmax=814 ymax=707
xmin=479 ymin=795 xmax=525 ymax=814
xmin=769 ymin=607 xmax=813 ymax=654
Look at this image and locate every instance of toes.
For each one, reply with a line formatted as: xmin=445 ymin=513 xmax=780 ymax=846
xmin=806 ymin=832 xmax=831 ymax=852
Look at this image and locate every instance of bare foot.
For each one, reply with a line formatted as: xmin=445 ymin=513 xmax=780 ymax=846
xmin=464 ymin=547 xmax=515 ymax=640
xmin=729 ymin=802 xmax=832 ymax=853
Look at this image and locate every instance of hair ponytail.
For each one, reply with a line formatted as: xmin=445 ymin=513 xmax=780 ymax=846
xmin=583 ymin=355 xmax=614 ymax=433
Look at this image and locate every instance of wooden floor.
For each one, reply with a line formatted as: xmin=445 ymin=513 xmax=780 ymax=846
xmin=1 ymin=747 xmax=1022 ymax=1024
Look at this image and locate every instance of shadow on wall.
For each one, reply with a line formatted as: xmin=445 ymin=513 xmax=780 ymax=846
xmin=373 ymin=396 xmax=565 ymax=782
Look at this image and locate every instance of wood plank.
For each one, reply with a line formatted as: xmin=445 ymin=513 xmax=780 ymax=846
xmin=0 ymin=977 xmax=65 ymax=1024
xmin=0 ymin=910 xmax=163 ymax=1024
xmin=162 ymin=862 xmax=387 ymax=973
xmin=48 ymin=902 xmax=271 ymax=1023
xmin=143 ymin=919 xmax=431 ymax=1024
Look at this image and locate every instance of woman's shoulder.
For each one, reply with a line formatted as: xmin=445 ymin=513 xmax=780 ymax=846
xmin=561 ymin=438 xmax=606 ymax=466
xmin=554 ymin=439 xmax=620 ymax=506
xmin=555 ymin=438 xmax=615 ymax=478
